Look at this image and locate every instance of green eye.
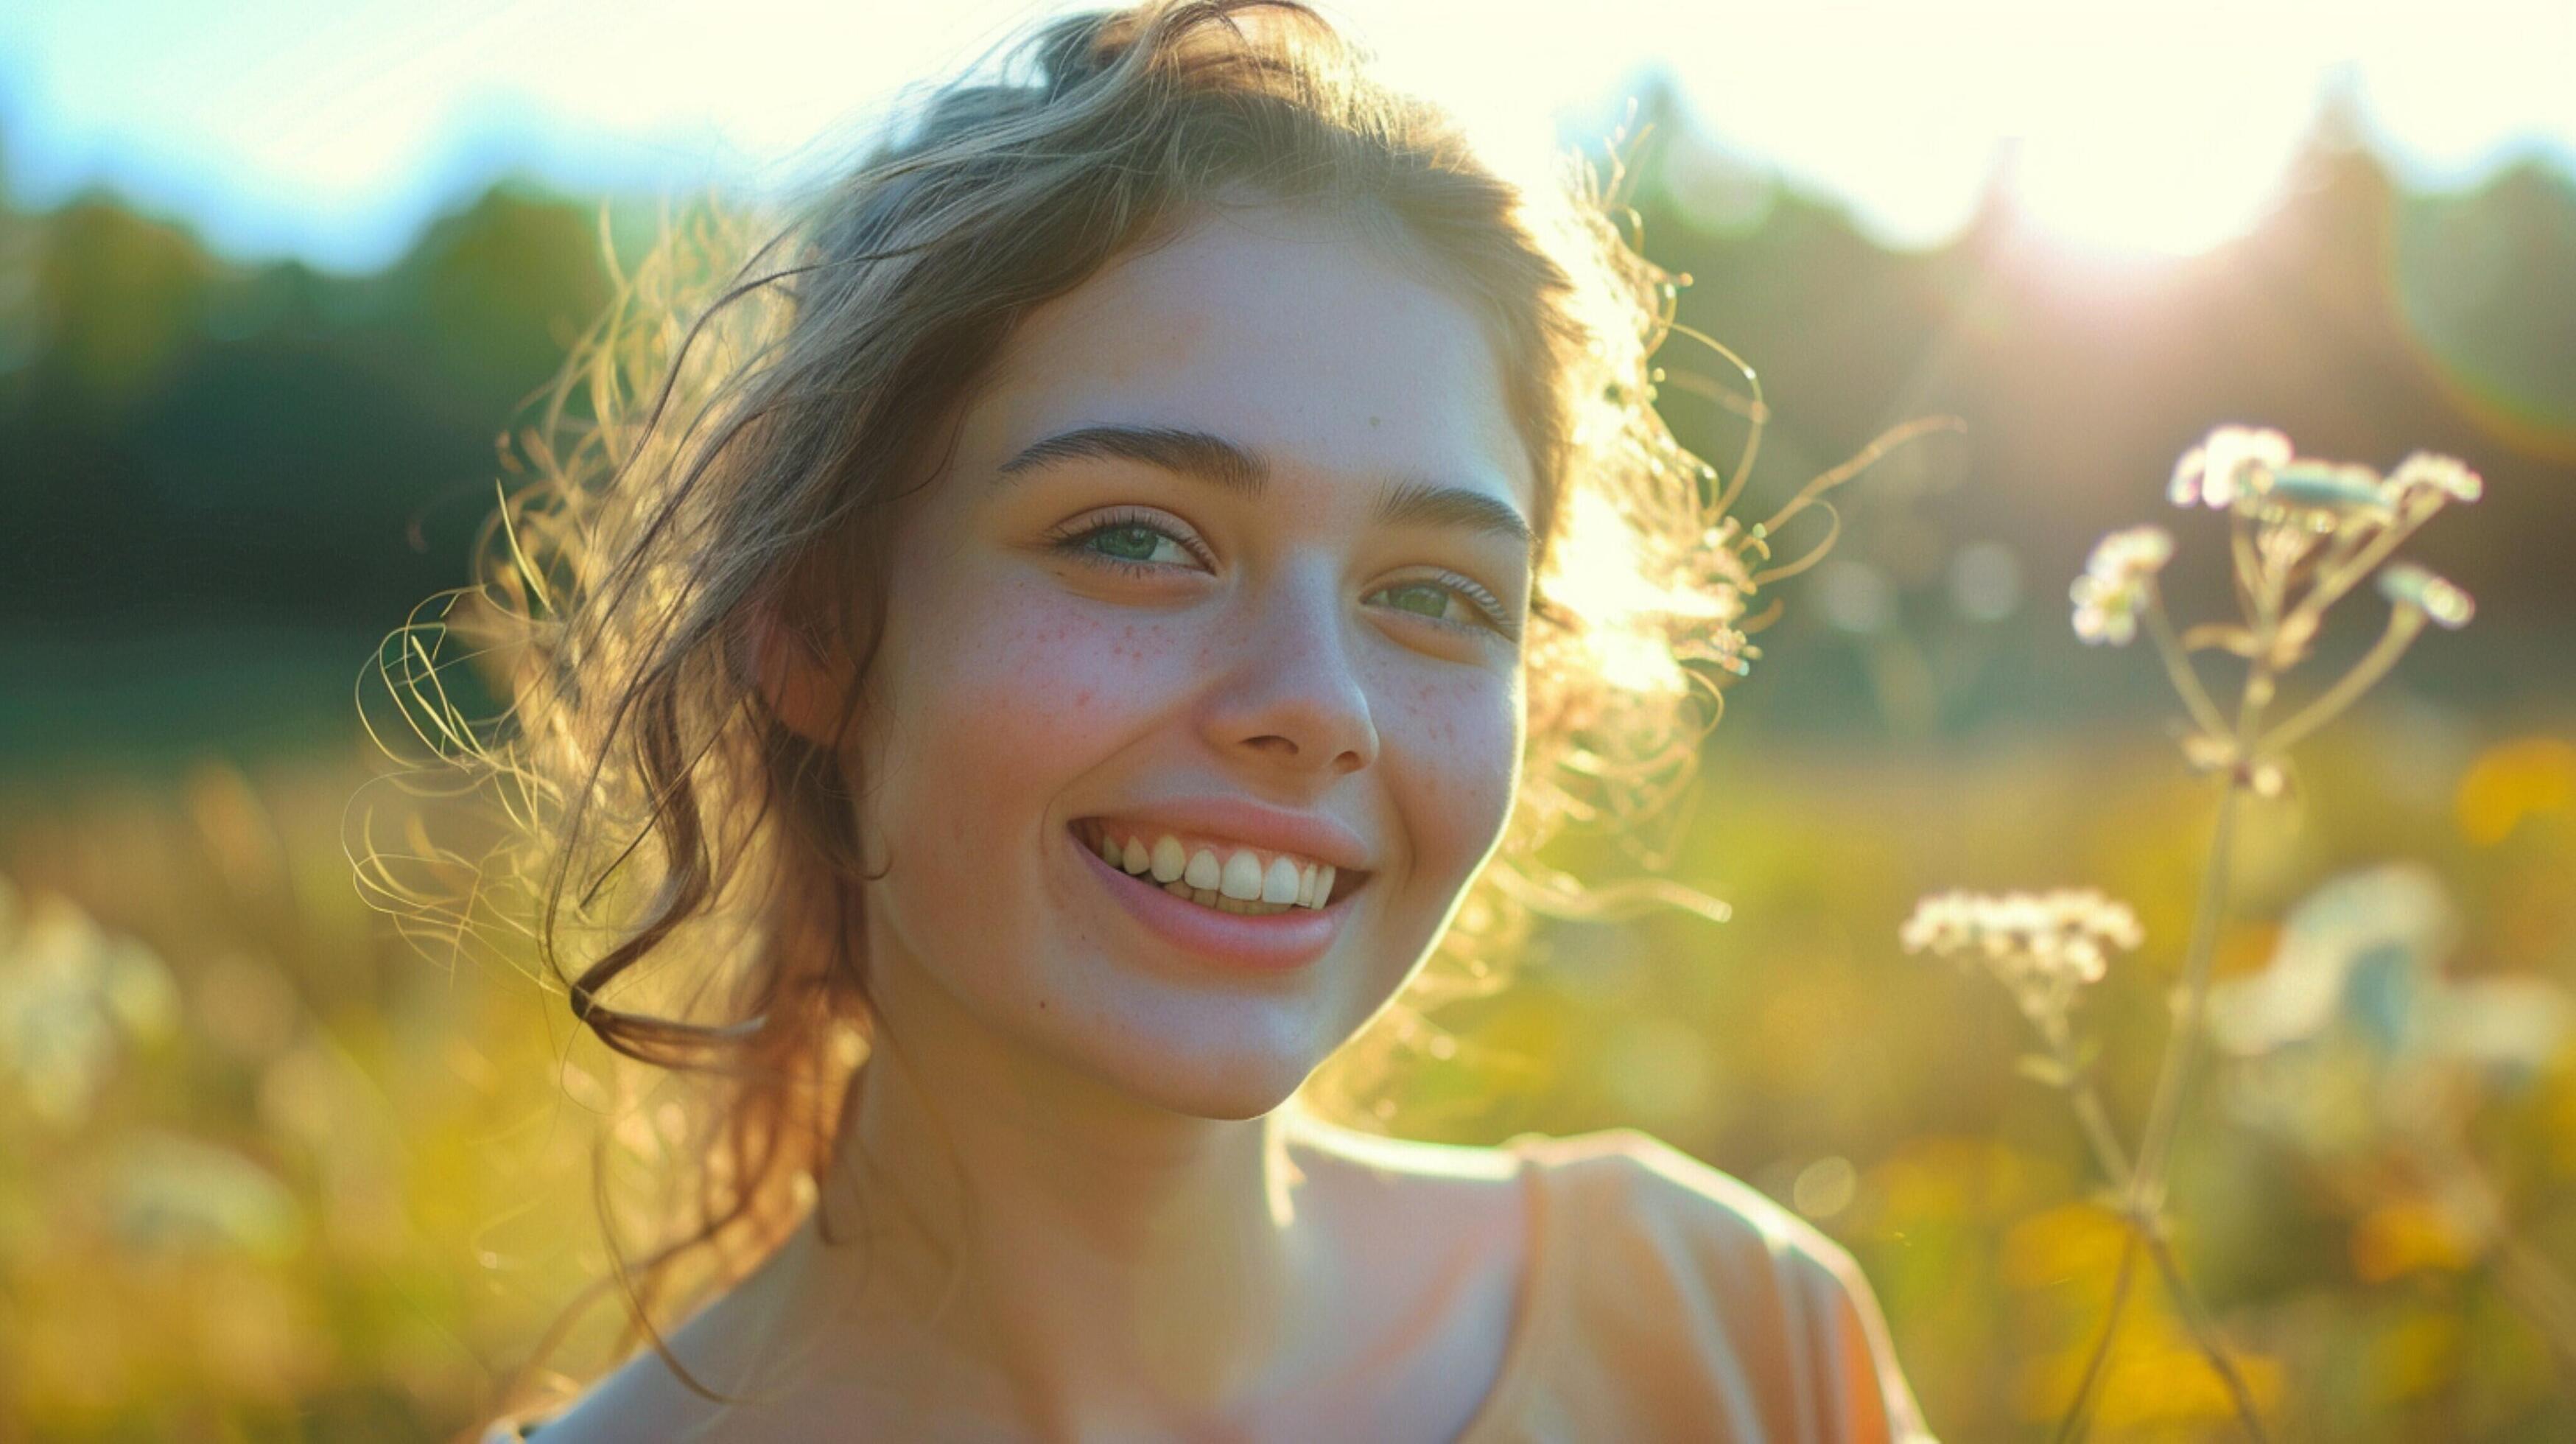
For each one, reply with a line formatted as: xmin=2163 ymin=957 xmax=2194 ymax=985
xmin=1369 ymin=573 xmax=1520 ymax=642
xmin=1050 ymin=512 xmax=1204 ymax=571
xmin=1089 ymin=525 xmax=1164 ymax=561
xmin=1380 ymin=583 xmax=1455 ymax=620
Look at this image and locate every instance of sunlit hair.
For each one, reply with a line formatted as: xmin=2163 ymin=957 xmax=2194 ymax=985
xmin=357 ymin=0 xmax=1903 ymax=1426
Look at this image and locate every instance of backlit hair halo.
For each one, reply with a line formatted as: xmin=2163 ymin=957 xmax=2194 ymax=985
xmin=351 ymin=0 xmax=1941 ymax=1417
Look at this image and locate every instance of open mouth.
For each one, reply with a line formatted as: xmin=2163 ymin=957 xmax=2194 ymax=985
xmin=1072 ymin=818 xmax=1365 ymax=916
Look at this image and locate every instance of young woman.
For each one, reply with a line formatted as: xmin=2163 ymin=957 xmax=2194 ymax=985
xmin=442 ymin=1 xmax=1934 ymax=1437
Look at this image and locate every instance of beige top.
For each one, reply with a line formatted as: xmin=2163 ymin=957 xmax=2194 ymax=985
xmin=488 ymin=1126 xmax=1937 ymax=1443
xmin=1451 ymin=1127 xmax=1937 ymax=1443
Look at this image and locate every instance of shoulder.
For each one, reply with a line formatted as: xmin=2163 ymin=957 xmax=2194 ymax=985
xmin=479 ymin=1344 xmax=713 ymax=1444
xmin=1285 ymin=1115 xmax=1534 ymax=1257
xmin=1529 ymin=1126 xmax=1857 ymax=1295
xmin=1512 ymin=1127 xmax=1940 ymax=1444
xmin=477 ymin=1236 xmax=820 ymax=1444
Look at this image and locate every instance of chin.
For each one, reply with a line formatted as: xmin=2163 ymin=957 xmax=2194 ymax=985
xmin=1067 ymin=1051 xmax=1310 ymax=1124
xmin=1038 ymin=980 xmax=1351 ymax=1123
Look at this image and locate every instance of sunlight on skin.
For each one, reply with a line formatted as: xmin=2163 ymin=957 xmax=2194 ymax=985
xmin=533 ymin=196 xmax=1540 ymax=1440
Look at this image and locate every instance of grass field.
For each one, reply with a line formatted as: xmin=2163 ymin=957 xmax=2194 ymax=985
xmin=6 ymin=684 xmax=2572 ymax=1440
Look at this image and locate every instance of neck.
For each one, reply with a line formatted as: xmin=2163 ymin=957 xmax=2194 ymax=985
xmin=787 ymin=942 xmax=1345 ymax=1434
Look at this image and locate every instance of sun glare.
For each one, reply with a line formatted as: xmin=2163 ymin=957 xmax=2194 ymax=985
xmin=2007 ymin=117 xmax=2311 ymax=260
xmin=4 ymin=0 xmax=2566 ymax=268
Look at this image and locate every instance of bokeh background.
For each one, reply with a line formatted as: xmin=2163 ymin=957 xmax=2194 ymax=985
xmin=4 ymin=1 xmax=2572 ymax=1440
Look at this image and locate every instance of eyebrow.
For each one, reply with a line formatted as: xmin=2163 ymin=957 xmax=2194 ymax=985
xmin=996 ymin=422 xmax=1533 ymax=553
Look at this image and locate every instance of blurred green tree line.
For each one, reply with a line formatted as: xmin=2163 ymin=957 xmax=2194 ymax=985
xmin=0 ymin=174 xmax=617 ymax=631
xmin=1 ymin=83 xmax=2569 ymax=753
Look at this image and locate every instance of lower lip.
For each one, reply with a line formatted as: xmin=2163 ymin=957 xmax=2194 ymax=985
xmin=1070 ymin=829 xmax=1347 ymax=972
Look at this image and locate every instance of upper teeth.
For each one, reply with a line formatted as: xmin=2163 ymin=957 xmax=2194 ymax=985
xmin=1090 ymin=824 xmax=1338 ymax=913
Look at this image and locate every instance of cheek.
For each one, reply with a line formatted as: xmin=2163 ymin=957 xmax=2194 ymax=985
xmin=872 ymin=564 xmax=1189 ymax=844
xmin=1379 ymin=664 xmax=1523 ymax=883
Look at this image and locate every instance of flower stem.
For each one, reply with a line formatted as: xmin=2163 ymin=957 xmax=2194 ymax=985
xmin=2144 ymin=592 xmax=2232 ymax=744
xmin=2053 ymin=1229 xmax=2142 ymax=1444
xmin=2255 ymin=605 xmax=2425 ymax=758
xmin=2129 ymin=751 xmax=2246 ymax=1212
xmin=2053 ymin=1028 xmax=2274 ymax=1443
xmin=2056 ymin=645 xmax=2273 ymax=1444
xmin=2141 ymin=1228 xmax=2273 ymax=1442
xmin=2280 ymin=494 xmax=2438 ymax=640
xmin=2229 ymin=514 xmax=2265 ymax=625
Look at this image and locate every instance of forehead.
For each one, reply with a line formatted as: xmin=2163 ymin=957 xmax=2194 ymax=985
xmin=956 ymin=201 xmax=1535 ymax=514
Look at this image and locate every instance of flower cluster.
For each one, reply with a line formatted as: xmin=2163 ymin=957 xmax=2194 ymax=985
xmin=2211 ymin=863 xmax=2571 ymax=1163
xmin=2377 ymin=561 xmax=2476 ymax=630
xmin=2166 ymin=426 xmax=2484 ymax=533
xmin=2167 ymin=424 xmax=2292 ymax=510
xmin=2211 ymin=864 xmax=2566 ymax=1075
xmin=2382 ymin=452 xmax=2485 ymax=508
xmin=1902 ymin=887 xmax=2142 ymax=1033
xmin=2069 ymin=525 xmax=2174 ymax=647
xmin=2068 ymin=426 xmax=2483 ymax=767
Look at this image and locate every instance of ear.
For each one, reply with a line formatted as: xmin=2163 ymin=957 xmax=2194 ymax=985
xmin=740 ymin=596 xmax=857 ymax=751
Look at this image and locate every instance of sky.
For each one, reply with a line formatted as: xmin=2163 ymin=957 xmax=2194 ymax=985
xmin=1 ymin=0 xmax=2571 ymax=270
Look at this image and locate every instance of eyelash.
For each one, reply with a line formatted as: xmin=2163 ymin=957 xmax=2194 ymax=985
xmin=1045 ymin=510 xmax=1519 ymax=640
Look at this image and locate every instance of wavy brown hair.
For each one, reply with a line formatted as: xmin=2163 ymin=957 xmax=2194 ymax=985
xmin=358 ymin=0 xmax=1916 ymax=1430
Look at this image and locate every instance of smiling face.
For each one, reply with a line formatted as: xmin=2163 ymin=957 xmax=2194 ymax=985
xmin=843 ymin=197 xmax=1537 ymax=1120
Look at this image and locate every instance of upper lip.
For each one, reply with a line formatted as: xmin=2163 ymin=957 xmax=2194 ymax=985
xmin=1077 ymin=796 xmax=1373 ymax=873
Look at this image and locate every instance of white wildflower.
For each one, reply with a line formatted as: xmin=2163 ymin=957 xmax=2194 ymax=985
xmin=2381 ymin=451 xmax=2483 ymax=508
xmin=2169 ymin=425 xmax=2292 ymax=509
xmin=1903 ymin=887 xmax=2142 ymax=1031
xmin=2250 ymin=460 xmax=2394 ymax=532
xmin=2069 ymin=525 xmax=2173 ymax=646
xmin=2209 ymin=865 xmax=2457 ymax=1057
xmin=2436 ymin=978 xmax=2575 ymax=1075
xmin=2378 ymin=562 xmax=2475 ymax=629
xmin=2211 ymin=864 xmax=2571 ymax=1156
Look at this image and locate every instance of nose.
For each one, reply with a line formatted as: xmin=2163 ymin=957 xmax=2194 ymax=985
xmin=1201 ymin=564 xmax=1378 ymax=779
